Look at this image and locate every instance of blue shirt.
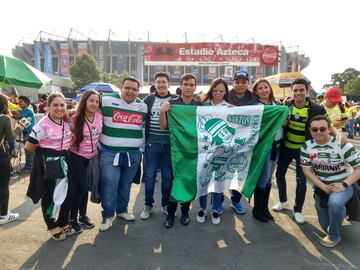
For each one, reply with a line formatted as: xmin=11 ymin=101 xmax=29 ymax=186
xmin=20 ymin=106 xmax=35 ymax=133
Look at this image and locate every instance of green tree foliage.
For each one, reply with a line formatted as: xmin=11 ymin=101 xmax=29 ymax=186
xmin=344 ymin=77 xmax=360 ymax=96
xmin=325 ymin=68 xmax=360 ymax=90
xmin=70 ymin=53 xmax=101 ymax=90
xmin=101 ymin=71 xmax=129 ymax=88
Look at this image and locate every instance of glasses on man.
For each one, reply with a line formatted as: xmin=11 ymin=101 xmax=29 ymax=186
xmin=310 ymin=127 xmax=327 ymax=133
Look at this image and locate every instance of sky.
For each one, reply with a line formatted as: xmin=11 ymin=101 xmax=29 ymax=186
xmin=1 ymin=0 xmax=359 ymax=91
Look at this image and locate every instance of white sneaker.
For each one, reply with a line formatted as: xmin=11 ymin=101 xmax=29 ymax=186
xmin=160 ymin=206 xmax=168 ymax=216
xmin=272 ymin=201 xmax=288 ymax=211
xmin=0 ymin=212 xmax=19 ymax=225
xmin=211 ymin=211 xmax=221 ymax=225
xmin=196 ymin=209 xmax=206 ymax=223
xmin=294 ymin=212 xmax=305 ymax=224
xmin=117 ymin=212 xmax=135 ymax=221
xmin=140 ymin=206 xmax=153 ymax=220
xmin=99 ymin=217 xmax=113 ymax=232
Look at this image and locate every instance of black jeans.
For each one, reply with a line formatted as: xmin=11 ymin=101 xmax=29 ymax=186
xmin=69 ymin=152 xmax=90 ymax=220
xmin=167 ymin=201 xmax=190 ymax=216
xmin=41 ymin=175 xmax=74 ymax=230
xmin=0 ymin=151 xmax=11 ymax=216
xmin=275 ymin=146 xmax=307 ymax=212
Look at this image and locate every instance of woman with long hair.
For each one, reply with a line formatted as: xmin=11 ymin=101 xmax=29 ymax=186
xmin=69 ymin=90 xmax=102 ymax=232
xmin=25 ymin=93 xmax=73 ymax=240
xmin=197 ymin=77 xmax=230 ymax=225
xmin=251 ymin=79 xmax=283 ymax=222
xmin=0 ymin=94 xmax=20 ymax=225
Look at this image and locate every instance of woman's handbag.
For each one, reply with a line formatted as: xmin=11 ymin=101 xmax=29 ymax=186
xmin=42 ymin=122 xmax=66 ymax=180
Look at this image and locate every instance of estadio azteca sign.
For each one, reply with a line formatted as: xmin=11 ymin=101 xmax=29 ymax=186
xmin=144 ymin=42 xmax=278 ymax=67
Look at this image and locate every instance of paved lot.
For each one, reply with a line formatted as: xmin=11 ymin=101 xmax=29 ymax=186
xmin=1 ymin=148 xmax=360 ymax=269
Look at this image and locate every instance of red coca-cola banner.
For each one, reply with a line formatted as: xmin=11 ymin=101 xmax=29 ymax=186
xmin=144 ymin=42 xmax=278 ymax=67
xmin=60 ymin=42 xmax=70 ymax=76
xmin=112 ymin=111 xmax=142 ymax=126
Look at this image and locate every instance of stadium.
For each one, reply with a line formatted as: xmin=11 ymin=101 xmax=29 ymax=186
xmin=12 ymin=35 xmax=310 ymax=97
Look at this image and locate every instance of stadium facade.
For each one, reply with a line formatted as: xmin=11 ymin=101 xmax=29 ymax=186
xmin=12 ymin=39 xmax=310 ymax=86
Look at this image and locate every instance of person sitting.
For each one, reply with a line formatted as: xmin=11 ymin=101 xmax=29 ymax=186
xmin=301 ymin=115 xmax=360 ymax=247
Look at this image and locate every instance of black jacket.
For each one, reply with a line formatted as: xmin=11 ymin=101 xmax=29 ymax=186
xmin=226 ymin=89 xmax=257 ymax=106
xmin=143 ymin=92 xmax=177 ymax=136
xmin=284 ymin=98 xmax=327 ymax=141
xmin=27 ymin=147 xmax=71 ymax=204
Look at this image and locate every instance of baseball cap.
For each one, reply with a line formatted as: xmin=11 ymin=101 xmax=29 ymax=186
xmin=233 ymin=71 xmax=249 ymax=81
xmin=316 ymin=93 xmax=324 ymax=99
xmin=325 ymin=87 xmax=343 ymax=103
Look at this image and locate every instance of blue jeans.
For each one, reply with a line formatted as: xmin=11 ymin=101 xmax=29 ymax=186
xmin=315 ymin=185 xmax=353 ymax=241
xmin=100 ymin=150 xmax=141 ymax=219
xmin=199 ymin=193 xmax=223 ymax=213
xmin=257 ymin=145 xmax=279 ymax=188
xmin=346 ymin=119 xmax=355 ymax=137
xmin=23 ymin=132 xmax=34 ymax=169
xmin=144 ymin=142 xmax=172 ymax=208
xmin=275 ymin=146 xmax=307 ymax=212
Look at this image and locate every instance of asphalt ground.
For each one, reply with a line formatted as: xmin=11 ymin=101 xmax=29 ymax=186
xmin=1 ymin=137 xmax=360 ymax=270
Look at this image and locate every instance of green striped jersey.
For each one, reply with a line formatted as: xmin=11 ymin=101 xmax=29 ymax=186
xmin=100 ymin=93 xmax=147 ymax=152
xmin=285 ymin=103 xmax=308 ymax=149
xmin=300 ymin=137 xmax=360 ymax=183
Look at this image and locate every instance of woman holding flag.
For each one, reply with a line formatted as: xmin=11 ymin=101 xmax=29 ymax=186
xmin=251 ymin=79 xmax=285 ymax=222
xmin=25 ymin=93 xmax=74 ymax=240
xmin=196 ymin=77 xmax=230 ymax=225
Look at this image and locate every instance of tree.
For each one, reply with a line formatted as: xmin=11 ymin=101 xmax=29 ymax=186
xmin=70 ymin=53 xmax=101 ymax=90
xmin=101 ymin=71 xmax=128 ymax=88
xmin=344 ymin=77 xmax=360 ymax=96
xmin=324 ymin=68 xmax=360 ymax=90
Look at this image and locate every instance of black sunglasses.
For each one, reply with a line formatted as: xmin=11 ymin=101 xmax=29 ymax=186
xmin=310 ymin=127 xmax=327 ymax=133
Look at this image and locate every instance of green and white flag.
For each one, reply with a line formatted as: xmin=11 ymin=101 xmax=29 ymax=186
xmin=167 ymin=105 xmax=289 ymax=202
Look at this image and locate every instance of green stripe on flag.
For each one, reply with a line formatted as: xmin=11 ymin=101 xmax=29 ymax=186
xmin=167 ymin=105 xmax=198 ymax=202
xmin=241 ymin=106 xmax=289 ymax=197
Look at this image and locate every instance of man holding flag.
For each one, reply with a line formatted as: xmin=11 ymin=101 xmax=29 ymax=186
xmin=159 ymin=73 xmax=202 ymax=228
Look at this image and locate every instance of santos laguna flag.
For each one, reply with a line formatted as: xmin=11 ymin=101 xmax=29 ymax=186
xmin=167 ymin=105 xmax=289 ymax=202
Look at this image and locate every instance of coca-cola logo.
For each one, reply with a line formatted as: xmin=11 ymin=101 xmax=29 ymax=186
xmin=261 ymin=47 xmax=278 ymax=64
xmin=112 ymin=111 xmax=142 ymax=126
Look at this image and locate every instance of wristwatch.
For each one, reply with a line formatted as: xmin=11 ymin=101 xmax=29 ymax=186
xmin=342 ymin=182 xmax=348 ymax=188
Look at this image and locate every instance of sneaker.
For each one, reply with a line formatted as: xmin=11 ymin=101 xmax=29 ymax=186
xmin=211 ymin=211 xmax=221 ymax=225
xmin=117 ymin=212 xmax=135 ymax=221
xmin=99 ymin=217 xmax=113 ymax=232
xmin=79 ymin=215 xmax=95 ymax=229
xmin=69 ymin=219 xmax=83 ymax=234
xmin=140 ymin=206 xmax=153 ymax=220
xmin=294 ymin=212 xmax=305 ymax=224
xmin=196 ymin=209 xmax=206 ymax=223
xmin=231 ymin=202 xmax=246 ymax=214
xmin=19 ymin=167 xmax=31 ymax=174
xmin=62 ymin=225 xmax=76 ymax=236
xmin=0 ymin=212 xmax=19 ymax=225
xmin=320 ymin=235 xmax=342 ymax=247
xmin=160 ymin=206 xmax=168 ymax=216
xmin=272 ymin=201 xmax=288 ymax=212
xmin=181 ymin=210 xmax=190 ymax=225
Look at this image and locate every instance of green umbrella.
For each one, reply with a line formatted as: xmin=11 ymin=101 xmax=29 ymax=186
xmin=0 ymin=54 xmax=52 ymax=89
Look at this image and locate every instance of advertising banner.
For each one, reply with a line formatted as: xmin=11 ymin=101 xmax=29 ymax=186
xmin=43 ymin=43 xmax=53 ymax=74
xmin=98 ymin=45 xmax=105 ymax=71
xmin=60 ymin=42 xmax=70 ymax=76
xmin=224 ymin=66 xmax=233 ymax=78
xmin=77 ymin=42 xmax=88 ymax=55
xmin=144 ymin=43 xmax=278 ymax=67
xmin=208 ymin=66 xmax=217 ymax=78
xmin=33 ymin=46 xmax=41 ymax=71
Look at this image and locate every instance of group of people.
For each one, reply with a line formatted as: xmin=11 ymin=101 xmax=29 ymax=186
xmin=0 ymin=70 xmax=359 ymax=248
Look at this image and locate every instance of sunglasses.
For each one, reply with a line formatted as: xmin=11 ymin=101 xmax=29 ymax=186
xmin=310 ymin=127 xmax=327 ymax=133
